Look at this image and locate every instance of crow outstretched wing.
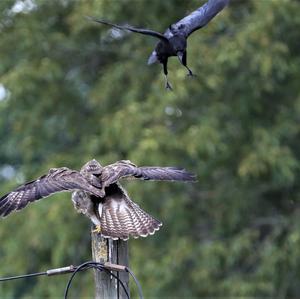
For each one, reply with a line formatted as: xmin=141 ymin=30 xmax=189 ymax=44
xmin=100 ymin=160 xmax=197 ymax=187
xmin=165 ymin=0 xmax=229 ymax=38
xmin=0 ymin=167 xmax=103 ymax=217
xmin=89 ymin=17 xmax=168 ymax=41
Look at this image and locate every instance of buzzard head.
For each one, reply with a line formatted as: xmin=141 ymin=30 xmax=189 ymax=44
xmin=80 ymin=159 xmax=103 ymax=175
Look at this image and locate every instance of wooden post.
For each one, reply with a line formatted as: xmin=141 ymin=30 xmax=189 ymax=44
xmin=91 ymin=231 xmax=129 ymax=299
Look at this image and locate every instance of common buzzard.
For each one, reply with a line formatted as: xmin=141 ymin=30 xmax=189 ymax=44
xmin=0 ymin=159 xmax=196 ymax=240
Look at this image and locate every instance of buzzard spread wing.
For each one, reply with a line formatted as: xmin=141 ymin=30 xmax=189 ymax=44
xmin=100 ymin=160 xmax=197 ymax=187
xmin=0 ymin=167 xmax=102 ymax=217
xmin=89 ymin=17 xmax=168 ymax=41
xmin=165 ymin=0 xmax=229 ymax=38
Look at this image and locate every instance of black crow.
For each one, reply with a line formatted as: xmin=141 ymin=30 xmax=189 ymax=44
xmin=90 ymin=0 xmax=229 ymax=90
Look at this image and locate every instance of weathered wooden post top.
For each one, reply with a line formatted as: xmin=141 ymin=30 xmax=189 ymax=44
xmin=91 ymin=231 xmax=129 ymax=299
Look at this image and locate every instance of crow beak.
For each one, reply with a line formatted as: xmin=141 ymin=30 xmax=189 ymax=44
xmin=177 ymin=51 xmax=184 ymax=64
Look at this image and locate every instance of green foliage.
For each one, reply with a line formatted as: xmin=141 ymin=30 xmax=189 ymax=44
xmin=0 ymin=0 xmax=300 ymax=297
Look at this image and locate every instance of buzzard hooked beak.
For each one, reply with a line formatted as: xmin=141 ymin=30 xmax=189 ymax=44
xmin=177 ymin=51 xmax=184 ymax=64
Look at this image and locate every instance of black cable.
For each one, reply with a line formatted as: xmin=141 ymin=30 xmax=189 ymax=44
xmin=64 ymin=261 xmax=130 ymax=299
xmin=64 ymin=262 xmax=95 ymax=299
xmin=126 ymin=266 xmax=144 ymax=299
xmin=0 ymin=271 xmax=47 ymax=282
xmin=0 ymin=261 xmax=142 ymax=299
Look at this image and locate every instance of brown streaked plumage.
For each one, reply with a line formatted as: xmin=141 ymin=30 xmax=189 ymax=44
xmin=0 ymin=159 xmax=196 ymax=240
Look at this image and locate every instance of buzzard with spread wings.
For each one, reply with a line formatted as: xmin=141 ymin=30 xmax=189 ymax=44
xmin=90 ymin=0 xmax=229 ymax=89
xmin=0 ymin=159 xmax=196 ymax=240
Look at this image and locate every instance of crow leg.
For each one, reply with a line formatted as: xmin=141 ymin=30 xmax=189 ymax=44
xmin=180 ymin=52 xmax=196 ymax=77
xmin=163 ymin=61 xmax=173 ymax=90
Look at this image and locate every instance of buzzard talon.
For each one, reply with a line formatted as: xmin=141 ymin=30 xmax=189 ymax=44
xmin=92 ymin=225 xmax=102 ymax=234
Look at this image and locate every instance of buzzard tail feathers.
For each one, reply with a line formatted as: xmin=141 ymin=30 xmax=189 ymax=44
xmin=100 ymin=197 xmax=162 ymax=241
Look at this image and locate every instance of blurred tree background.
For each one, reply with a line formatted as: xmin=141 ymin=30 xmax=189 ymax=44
xmin=0 ymin=0 xmax=300 ymax=297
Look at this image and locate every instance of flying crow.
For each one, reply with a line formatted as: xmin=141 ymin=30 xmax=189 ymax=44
xmin=90 ymin=0 xmax=229 ymax=89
